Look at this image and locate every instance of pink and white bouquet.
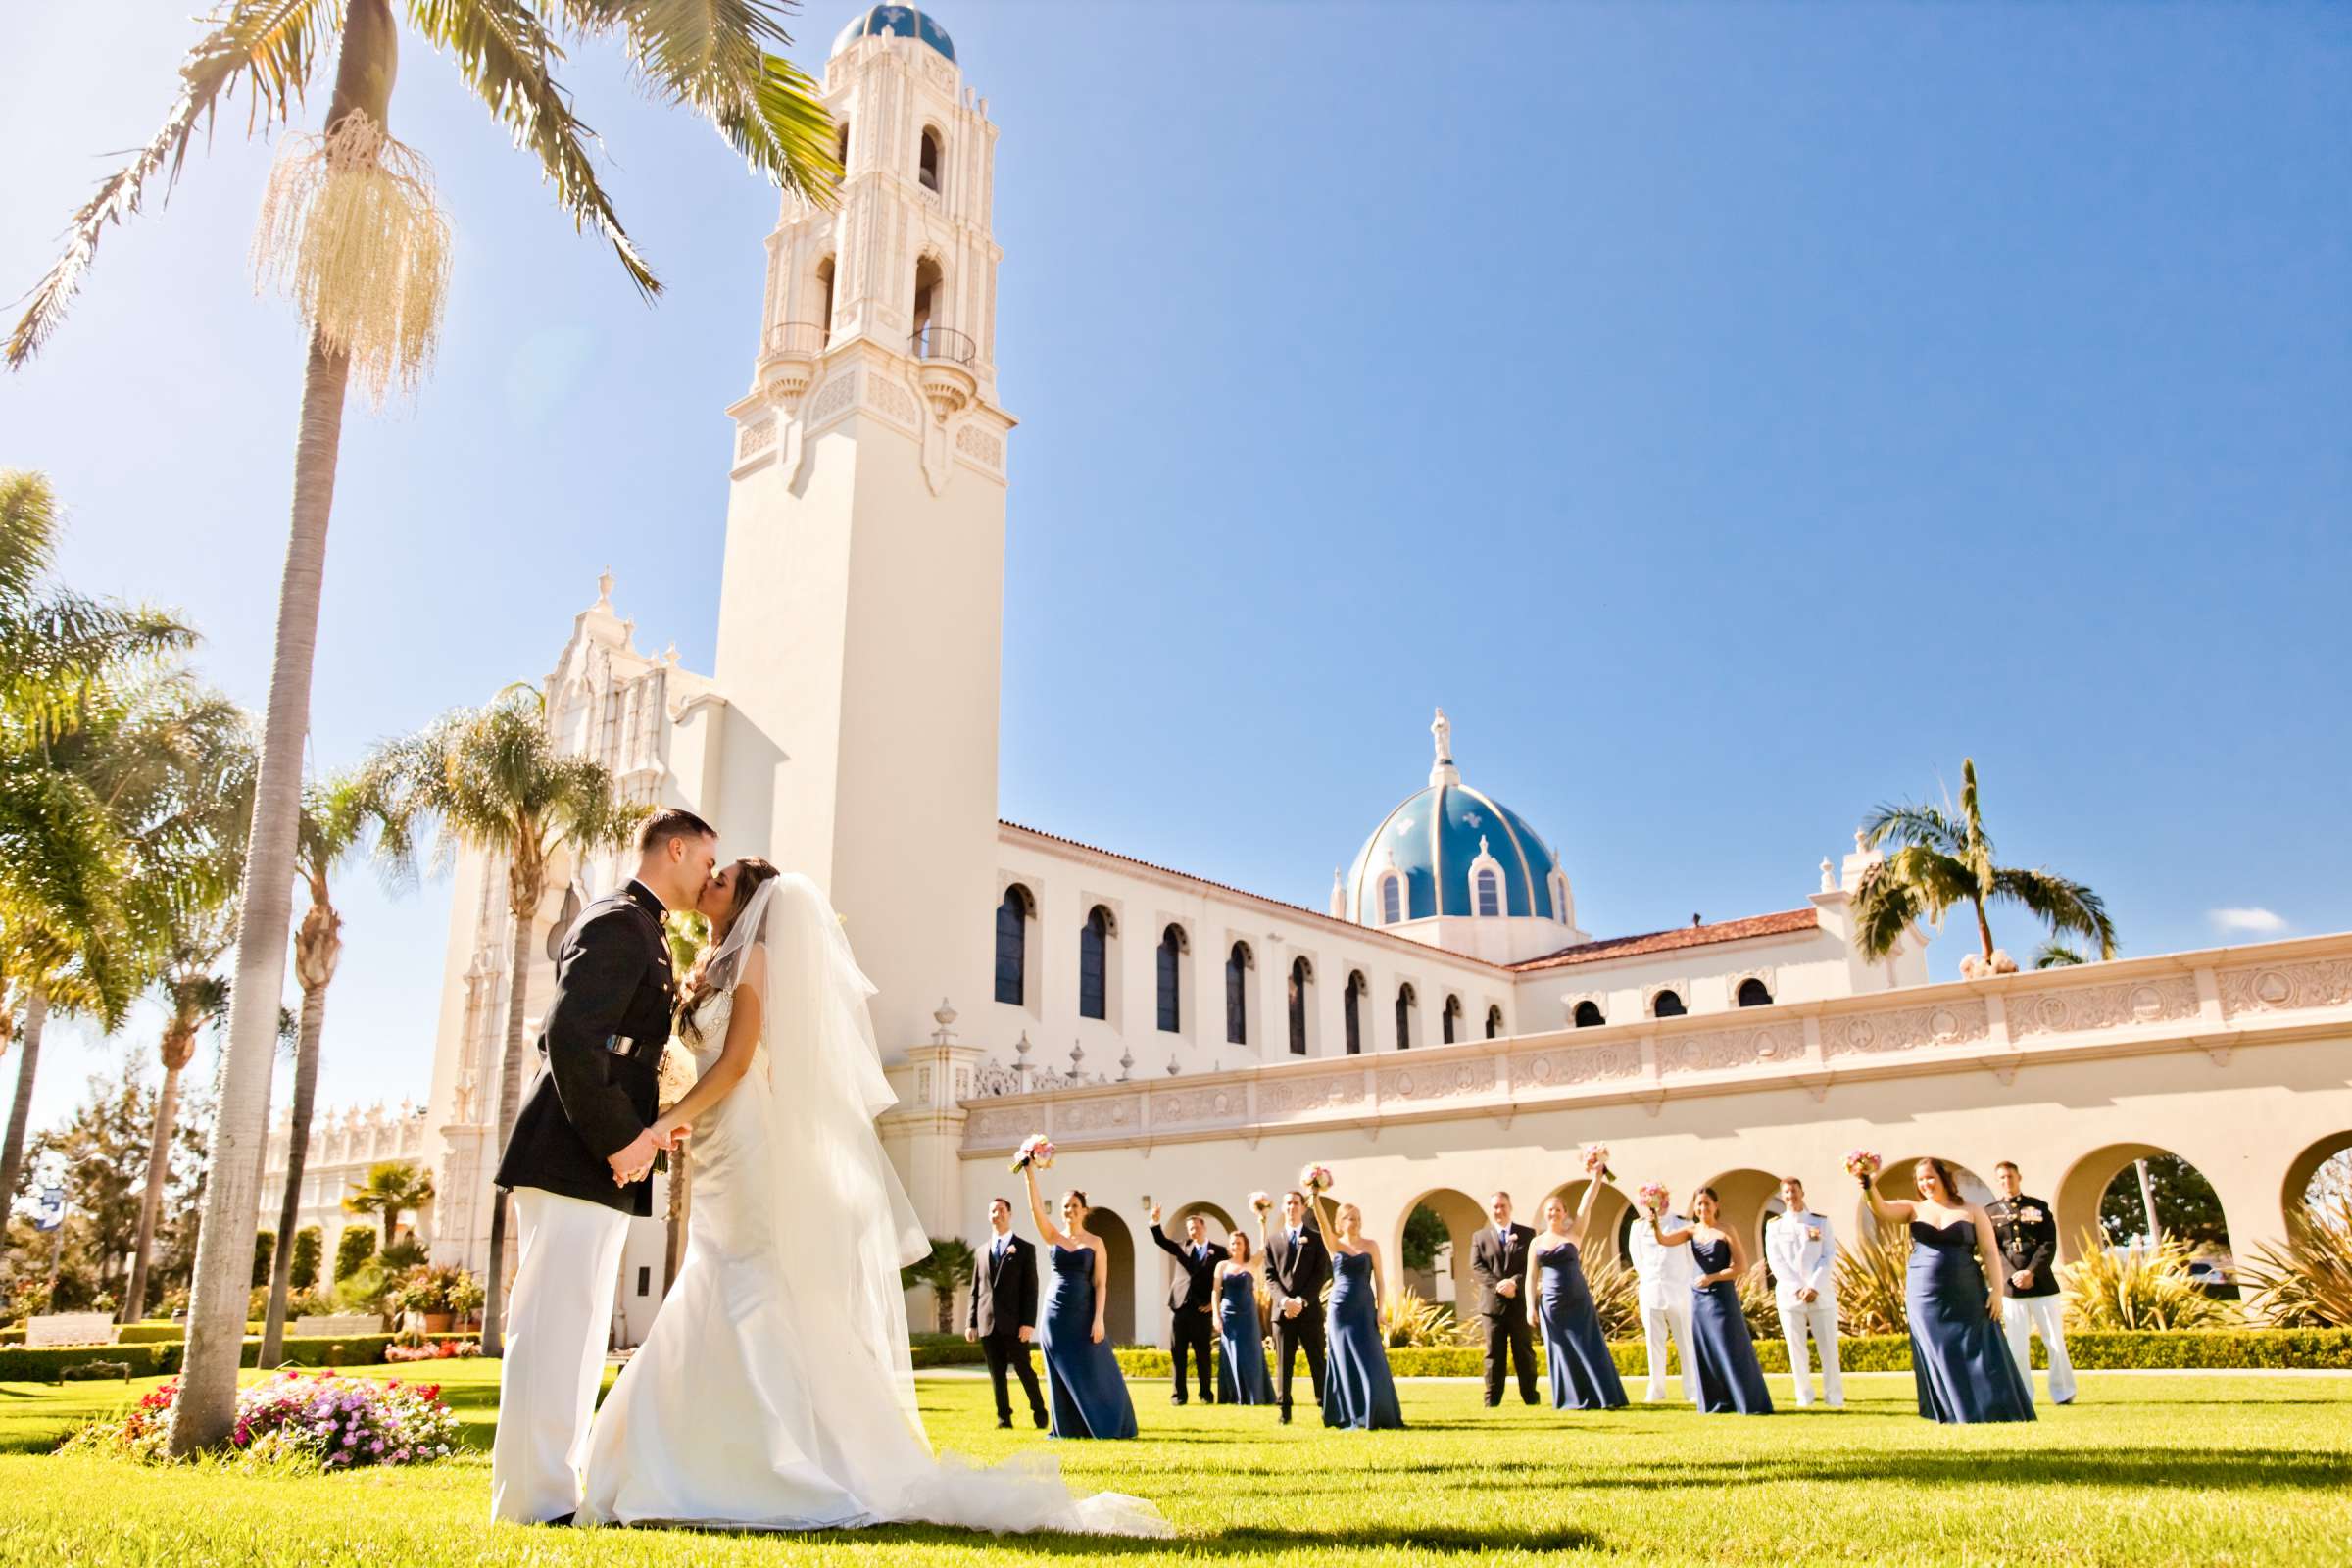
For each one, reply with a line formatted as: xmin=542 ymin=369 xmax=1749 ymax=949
xmin=1636 ymin=1181 xmax=1669 ymax=1214
xmin=1581 ymin=1142 xmax=1616 ymax=1181
xmin=1248 ymin=1190 xmax=1274 ymax=1214
xmin=1298 ymin=1163 xmax=1334 ymax=1195
xmin=1010 ymin=1133 xmax=1054 ymax=1173
xmin=1843 ymin=1149 xmax=1882 ymax=1184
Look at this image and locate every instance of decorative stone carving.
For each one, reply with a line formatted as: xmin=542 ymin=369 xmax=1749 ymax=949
xmin=1656 ymin=1022 xmax=1804 ymax=1075
xmin=1510 ymin=1041 xmax=1642 ymax=1090
xmin=2007 ymin=976 xmax=2199 ymax=1037
xmin=1822 ymin=1000 xmax=1990 ymax=1059
xmin=1057 ymin=1095 xmax=1141 ymax=1135
xmin=1259 ymin=1073 xmax=1366 ymax=1118
xmin=807 ymin=369 xmax=859 ymax=425
xmin=735 ymin=417 xmax=776 ymax=460
xmin=1377 ymin=1055 xmax=1494 ymax=1103
xmin=969 ymin=1057 xmax=1025 ymax=1098
xmin=965 ymin=1105 xmax=1030 ymax=1147
xmin=867 ymin=372 xmax=920 ymax=428
xmin=2216 ymin=958 xmax=2352 ymax=1018
xmin=955 ymin=420 xmax=1004 ymax=468
xmin=1151 ymin=1086 xmax=1244 ymax=1128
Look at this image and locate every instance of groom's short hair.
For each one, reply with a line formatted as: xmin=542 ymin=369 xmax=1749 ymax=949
xmin=639 ymin=808 xmax=716 ymax=856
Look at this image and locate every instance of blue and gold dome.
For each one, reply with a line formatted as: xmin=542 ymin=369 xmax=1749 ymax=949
xmin=833 ymin=5 xmax=956 ymax=61
xmin=1342 ymin=711 xmax=1569 ymax=928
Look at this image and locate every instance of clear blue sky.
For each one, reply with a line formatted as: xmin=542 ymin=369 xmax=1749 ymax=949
xmin=4 ymin=2 xmax=2346 ymax=1133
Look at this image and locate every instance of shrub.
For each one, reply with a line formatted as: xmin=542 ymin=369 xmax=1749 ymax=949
xmin=1379 ymin=1289 xmax=1457 ymax=1349
xmin=0 ymin=1344 xmax=171 ymax=1381
xmin=2062 ymin=1231 xmax=2240 ymax=1331
xmin=74 ymin=1371 xmax=458 ymax=1469
xmin=1582 ymin=1255 xmax=1642 ymax=1341
xmin=1737 ymin=1265 xmax=1779 ymax=1343
xmin=398 ymin=1264 xmax=483 ymax=1316
xmin=252 ymin=1230 xmax=276 ymax=1289
xmin=1836 ymin=1233 xmax=1911 ymax=1336
xmin=289 ymin=1227 xmax=324 ymax=1292
xmin=6 ymin=1278 xmax=53 ymax=1319
xmin=2237 ymin=1197 xmax=2352 ymax=1328
xmin=383 ymin=1338 xmax=478 ymax=1364
xmin=909 ymin=1339 xmax=987 ymax=1368
xmin=333 ymin=1228 xmax=376 ymax=1283
xmin=117 ymin=1323 xmax=189 ymax=1345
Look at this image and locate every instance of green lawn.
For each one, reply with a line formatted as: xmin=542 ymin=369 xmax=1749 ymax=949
xmin=0 ymin=1363 xmax=2345 ymax=1566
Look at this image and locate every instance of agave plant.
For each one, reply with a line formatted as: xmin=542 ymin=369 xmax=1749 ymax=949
xmin=1737 ymin=1263 xmax=1781 ymax=1343
xmin=2060 ymin=1230 xmax=2239 ymax=1332
xmin=1836 ymin=1233 xmax=1912 ymax=1337
xmin=1380 ymin=1288 xmax=1457 ymax=1349
xmin=2237 ymin=1197 xmax=2352 ymax=1328
xmin=1582 ymin=1254 xmax=1644 ymax=1341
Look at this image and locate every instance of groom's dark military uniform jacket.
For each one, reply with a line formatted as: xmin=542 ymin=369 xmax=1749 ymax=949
xmin=1986 ymin=1194 xmax=2060 ymax=1298
xmin=494 ymin=880 xmax=673 ymax=1218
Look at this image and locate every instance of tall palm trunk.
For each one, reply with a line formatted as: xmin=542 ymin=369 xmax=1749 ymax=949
xmin=172 ymin=0 xmax=396 ymax=1455
xmin=259 ymin=977 xmax=329 ymax=1363
xmin=1973 ymin=899 xmax=1996 ymax=964
xmin=122 ymin=1034 xmax=192 ymax=1321
xmin=0 ymin=988 xmax=47 ymax=1218
xmin=479 ymin=860 xmax=544 ymax=1357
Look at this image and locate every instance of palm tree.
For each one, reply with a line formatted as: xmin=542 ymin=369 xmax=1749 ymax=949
xmin=342 ymin=1160 xmax=436 ymax=1254
xmin=372 ymin=684 xmax=647 ymax=1354
xmin=258 ymin=770 xmax=374 ymax=1361
xmin=901 ymin=1239 xmax=978 ymax=1336
xmin=122 ymin=941 xmax=232 ymax=1322
xmin=1850 ymin=759 xmax=2118 ymax=974
xmin=2034 ymin=940 xmax=2087 ymax=969
xmin=10 ymin=2 xmax=838 ymax=1454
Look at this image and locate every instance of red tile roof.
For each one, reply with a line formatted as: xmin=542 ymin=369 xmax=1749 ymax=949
xmin=1508 ymin=908 xmax=1821 ymax=971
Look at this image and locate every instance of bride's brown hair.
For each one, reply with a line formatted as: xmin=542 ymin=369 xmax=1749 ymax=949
xmin=683 ymin=857 xmax=780 ymax=1038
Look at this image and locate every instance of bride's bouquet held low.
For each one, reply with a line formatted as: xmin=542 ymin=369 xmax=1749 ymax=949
xmin=1010 ymin=1133 xmax=1055 ymax=1174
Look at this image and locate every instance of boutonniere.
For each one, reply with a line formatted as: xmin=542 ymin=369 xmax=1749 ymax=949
xmin=1804 ymin=1224 xmax=1822 ymax=1242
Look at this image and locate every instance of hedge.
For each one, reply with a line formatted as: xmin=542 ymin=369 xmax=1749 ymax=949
xmin=1111 ymin=1327 xmax=2352 ymax=1380
xmin=0 ymin=1345 xmax=171 ymax=1381
xmin=1 ymin=1331 xmax=481 ymax=1381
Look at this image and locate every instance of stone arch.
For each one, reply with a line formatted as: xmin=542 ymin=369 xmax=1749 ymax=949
xmin=1694 ymin=1166 xmax=1782 ymax=1267
xmin=2055 ymin=1142 xmax=2237 ymax=1266
xmin=1396 ymin=1186 xmax=1486 ymax=1308
xmin=2281 ymin=1131 xmax=2352 ymax=1226
xmin=1084 ymin=1204 xmax=1138 ymax=1347
xmin=1539 ymin=1176 xmax=1635 ymax=1268
xmin=1861 ymin=1153 xmax=1994 ymax=1240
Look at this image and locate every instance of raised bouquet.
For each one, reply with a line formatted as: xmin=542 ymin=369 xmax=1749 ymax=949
xmin=1298 ymin=1162 xmax=1334 ymax=1196
xmin=1636 ymin=1181 xmax=1669 ymax=1215
xmin=1010 ymin=1133 xmax=1055 ymax=1174
xmin=1248 ymin=1190 xmax=1273 ymax=1215
xmin=1843 ymin=1149 xmax=1882 ymax=1185
xmin=1581 ymin=1142 xmax=1616 ymax=1181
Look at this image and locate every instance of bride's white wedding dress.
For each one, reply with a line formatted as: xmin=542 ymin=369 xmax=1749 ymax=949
xmin=577 ymin=874 xmax=1167 ymax=1537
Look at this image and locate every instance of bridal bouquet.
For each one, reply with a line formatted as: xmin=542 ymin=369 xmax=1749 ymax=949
xmin=1298 ymin=1163 xmax=1334 ymax=1196
xmin=1636 ymin=1181 xmax=1669 ymax=1214
xmin=1581 ymin=1142 xmax=1616 ymax=1181
xmin=1843 ymin=1149 xmax=1882 ymax=1185
xmin=1010 ymin=1134 xmax=1055 ymax=1173
xmin=1248 ymin=1191 xmax=1273 ymax=1215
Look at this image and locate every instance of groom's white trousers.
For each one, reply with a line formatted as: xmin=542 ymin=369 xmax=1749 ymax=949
xmin=491 ymin=1187 xmax=631 ymax=1524
xmin=2001 ymin=1293 xmax=2077 ymax=1406
xmin=1640 ymin=1301 xmax=1696 ymax=1404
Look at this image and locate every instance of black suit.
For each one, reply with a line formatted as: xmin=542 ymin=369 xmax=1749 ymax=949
xmin=1151 ymin=1225 xmax=1228 ymax=1403
xmin=1986 ymin=1195 xmax=2061 ymax=1298
xmin=494 ymin=881 xmax=672 ymax=1217
xmin=1471 ymin=1222 xmax=1540 ymax=1406
xmin=1264 ymin=1221 xmax=1330 ymax=1419
xmin=967 ymin=1231 xmax=1047 ymax=1426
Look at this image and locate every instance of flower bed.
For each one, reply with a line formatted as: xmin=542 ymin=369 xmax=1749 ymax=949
xmin=384 ymin=1339 xmax=478 ymax=1364
xmin=74 ymin=1371 xmax=458 ymax=1468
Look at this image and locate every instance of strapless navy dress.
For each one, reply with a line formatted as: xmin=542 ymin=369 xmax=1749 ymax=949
xmin=1039 ymin=1243 xmax=1138 ymax=1439
xmin=1688 ymin=1235 xmax=1774 ymax=1414
xmin=1215 ymin=1270 xmax=1275 ymax=1405
xmin=1906 ymin=1219 xmax=2035 ymax=1424
xmin=1536 ymin=1241 xmax=1628 ymax=1410
xmin=1320 ymin=1250 xmax=1403 ymax=1430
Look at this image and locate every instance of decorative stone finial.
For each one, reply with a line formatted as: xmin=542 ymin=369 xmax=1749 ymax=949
xmin=1013 ymin=1031 xmax=1033 ymax=1080
xmin=1820 ymin=857 xmax=1837 ymax=894
xmin=594 ymin=568 xmax=613 ymax=610
xmin=1165 ymin=1056 xmax=1180 ymax=1077
xmin=1328 ymin=867 xmax=1346 ymax=918
xmin=931 ymin=998 xmax=958 ymax=1047
xmin=1429 ymin=707 xmax=1460 ymax=787
xmin=1118 ymin=1046 xmax=1135 ymax=1082
xmin=1069 ymin=1039 xmax=1085 ymax=1073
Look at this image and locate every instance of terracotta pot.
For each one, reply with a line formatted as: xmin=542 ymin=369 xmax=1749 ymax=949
xmin=423 ymin=1312 xmax=455 ymax=1333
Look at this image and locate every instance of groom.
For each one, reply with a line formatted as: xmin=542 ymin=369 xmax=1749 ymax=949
xmin=489 ymin=808 xmax=716 ymax=1525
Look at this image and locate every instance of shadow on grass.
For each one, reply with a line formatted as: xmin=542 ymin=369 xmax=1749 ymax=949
xmin=626 ymin=1521 xmax=1603 ymax=1555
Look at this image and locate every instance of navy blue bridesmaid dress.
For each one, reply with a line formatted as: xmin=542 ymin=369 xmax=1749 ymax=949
xmin=1038 ymin=1243 xmax=1139 ymax=1440
xmin=1687 ymin=1234 xmax=1774 ymax=1414
xmin=1907 ymin=1219 xmax=2036 ymax=1424
xmin=1320 ymin=1250 xmax=1404 ymax=1430
xmin=1536 ymin=1241 xmax=1629 ymax=1410
xmin=1215 ymin=1269 xmax=1275 ymax=1405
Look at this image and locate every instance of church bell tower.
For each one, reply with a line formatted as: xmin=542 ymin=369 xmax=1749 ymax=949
xmin=712 ymin=5 xmax=1011 ymax=1066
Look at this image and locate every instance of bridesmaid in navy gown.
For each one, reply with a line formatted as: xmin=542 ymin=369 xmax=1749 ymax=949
xmin=1531 ymin=1187 xmax=1628 ymax=1411
xmin=1865 ymin=1157 xmax=2034 ymax=1424
xmin=1214 ymin=1232 xmax=1275 ymax=1405
xmin=1648 ymin=1188 xmax=1774 ymax=1415
xmin=1308 ymin=1193 xmax=1404 ymax=1430
xmin=1020 ymin=1164 xmax=1139 ymax=1440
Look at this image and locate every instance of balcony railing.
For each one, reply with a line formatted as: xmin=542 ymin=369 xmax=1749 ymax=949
xmin=763 ymin=320 xmax=828 ymax=357
xmin=909 ymin=324 xmax=976 ymax=366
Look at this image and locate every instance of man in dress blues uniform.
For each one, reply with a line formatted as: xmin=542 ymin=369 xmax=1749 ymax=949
xmin=1149 ymin=1205 xmax=1228 ymax=1405
xmin=490 ymin=808 xmax=716 ymax=1525
xmin=966 ymin=1196 xmax=1049 ymax=1429
xmin=1471 ymin=1191 xmax=1541 ymax=1407
xmin=1265 ymin=1190 xmax=1330 ymax=1424
xmin=1765 ymin=1176 xmax=1843 ymax=1409
xmin=1988 ymin=1160 xmax=2076 ymax=1406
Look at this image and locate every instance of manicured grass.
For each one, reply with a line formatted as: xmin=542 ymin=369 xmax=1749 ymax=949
xmin=0 ymin=1363 xmax=2346 ymax=1565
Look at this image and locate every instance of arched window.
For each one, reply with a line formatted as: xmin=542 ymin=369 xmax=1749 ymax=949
xmin=1344 ymin=972 xmax=1364 ymax=1055
xmin=1652 ymin=989 xmax=1687 ymax=1019
xmin=1573 ymin=1000 xmax=1604 ymax=1028
xmin=993 ymin=885 xmax=1031 ymax=1005
xmin=1737 ymin=977 xmax=1773 ymax=1008
xmin=815 ymin=255 xmax=837 ymax=339
xmin=1225 ymin=942 xmax=1251 ymax=1046
xmin=1379 ymin=873 xmax=1403 ymax=926
xmin=835 ymin=120 xmax=851 ymax=172
xmin=1486 ymin=1004 xmax=1504 ymax=1040
xmin=1078 ymin=906 xmax=1110 ymax=1020
xmin=1288 ymin=958 xmax=1310 ymax=1055
xmin=1156 ymin=925 xmax=1184 ymax=1033
xmin=911 ymin=256 xmax=943 ymax=353
xmin=1442 ymin=993 xmax=1462 ymax=1045
xmin=918 ymin=126 xmax=942 ymax=192
xmin=1396 ymin=983 xmax=1417 ymax=1051
xmin=1474 ymin=867 xmax=1502 ymax=918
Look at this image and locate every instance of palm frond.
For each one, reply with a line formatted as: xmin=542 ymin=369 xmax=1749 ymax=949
xmin=407 ymin=0 xmax=661 ymax=294
xmin=2033 ymin=939 xmax=2087 ymax=968
xmin=1846 ymin=860 xmax=1923 ymax=962
xmin=5 ymin=0 xmax=343 ymax=367
xmin=1858 ymin=801 xmax=1968 ymax=858
xmin=1991 ymin=867 xmax=2118 ymax=960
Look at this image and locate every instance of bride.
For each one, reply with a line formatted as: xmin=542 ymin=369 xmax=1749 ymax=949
xmin=578 ymin=858 xmax=1168 ymax=1537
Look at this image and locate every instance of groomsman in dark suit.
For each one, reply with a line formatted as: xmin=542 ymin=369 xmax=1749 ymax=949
xmin=1987 ymin=1160 xmax=2076 ymax=1406
xmin=1471 ymin=1190 xmax=1540 ymax=1407
xmin=1264 ymin=1190 xmax=1330 ymax=1425
xmin=965 ymin=1197 xmax=1048 ymax=1429
xmin=1149 ymin=1206 xmax=1227 ymax=1405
